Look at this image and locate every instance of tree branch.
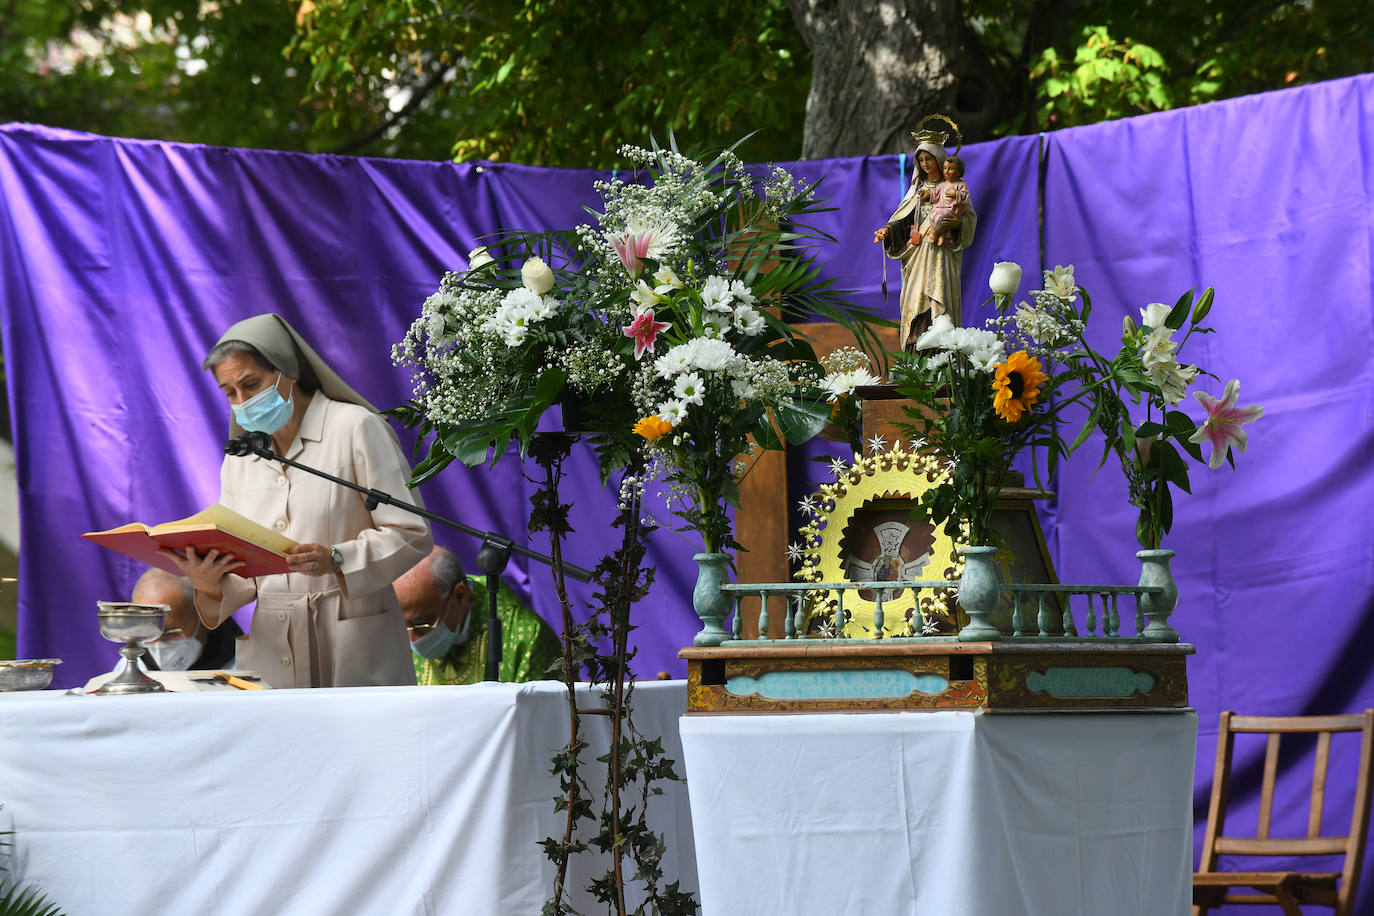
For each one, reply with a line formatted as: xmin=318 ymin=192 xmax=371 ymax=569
xmin=328 ymin=55 xmax=455 ymax=156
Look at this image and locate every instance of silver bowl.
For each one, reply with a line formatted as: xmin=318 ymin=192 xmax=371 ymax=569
xmin=0 ymin=659 xmax=61 ymax=691
xmin=94 ymin=602 xmax=168 ymax=695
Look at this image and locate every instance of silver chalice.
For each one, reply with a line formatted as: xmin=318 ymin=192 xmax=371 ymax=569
xmin=95 ymin=601 xmax=168 ymax=695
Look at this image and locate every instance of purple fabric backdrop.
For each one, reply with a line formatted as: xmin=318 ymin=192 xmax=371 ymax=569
xmin=0 ymin=123 xmax=1038 ymax=687
xmin=1040 ymin=74 xmax=1374 ymax=900
xmin=3 ymin=73 xmax=1374 ymax=911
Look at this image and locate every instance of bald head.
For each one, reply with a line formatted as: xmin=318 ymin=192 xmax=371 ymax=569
xmin=394 ymin=546 xmax=471 ymax=640
xmin=132 ymin=568 xmax=199 ymax=637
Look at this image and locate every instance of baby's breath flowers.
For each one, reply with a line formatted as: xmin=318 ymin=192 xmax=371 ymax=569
xmin=393 ymin=137 xmax=883 ymax=553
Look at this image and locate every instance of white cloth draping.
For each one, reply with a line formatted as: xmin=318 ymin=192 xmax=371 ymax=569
xmin=0 ymin=681 xmax=696 ymax=915
xmin=680 ymin=710 xmax=1197 ymax=916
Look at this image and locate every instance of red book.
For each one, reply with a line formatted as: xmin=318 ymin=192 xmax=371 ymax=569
xmin=83 ymin=503 xmax=295 ymax=578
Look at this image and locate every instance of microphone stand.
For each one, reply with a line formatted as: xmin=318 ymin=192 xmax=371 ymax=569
xmin=227 ymin=432 xmax=591 ymax=681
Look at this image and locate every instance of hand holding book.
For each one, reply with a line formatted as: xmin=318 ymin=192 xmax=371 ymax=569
xmin=83 ymin=503 xmax=296 ymax=580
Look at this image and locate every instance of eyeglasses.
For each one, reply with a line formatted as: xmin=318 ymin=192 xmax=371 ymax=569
xmin=406 ymin=617 xmax=442 ymax=635
xmin=146 ymin=625 xmax=200 ymax=645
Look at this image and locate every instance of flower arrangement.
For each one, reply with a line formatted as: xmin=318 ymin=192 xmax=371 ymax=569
xmin=891 ymin=262 xmax=1262 ymax=549
xmin=393 ymin=138 xmax=887 ymax=553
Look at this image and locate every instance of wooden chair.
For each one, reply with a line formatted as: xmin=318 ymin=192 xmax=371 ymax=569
xmin=1193 ymin=710 xmax=1374 ymax=916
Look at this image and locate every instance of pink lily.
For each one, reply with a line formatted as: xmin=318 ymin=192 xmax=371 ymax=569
xmin=622 ymin=308 xmax=671 ymax=360
xmin=611 ymin=231 xmax=653 ymax=279
xmin=1188 ymin=379 xmax=1264 ymax=468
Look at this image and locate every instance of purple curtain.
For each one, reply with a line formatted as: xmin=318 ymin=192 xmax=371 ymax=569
xmin=4 ymin=73 xmax=1374 ymax=909
xmin=0 ymin=123 xmax=1037 ymax=686
xmin=1042 ymin=74 xmax=1374 ymax=897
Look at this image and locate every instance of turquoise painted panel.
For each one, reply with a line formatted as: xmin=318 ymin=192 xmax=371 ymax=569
xmin=726 ymin=669 xmax=950 ymax=701
xmin=1025 ymin=667 xmax=1155 ymax=699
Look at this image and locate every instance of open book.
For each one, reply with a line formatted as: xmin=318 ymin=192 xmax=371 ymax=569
xmin=83 ymin=503 xmax=296 ymax=578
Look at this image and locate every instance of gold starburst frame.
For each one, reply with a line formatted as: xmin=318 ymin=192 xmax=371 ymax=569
xmin=794 ymin=442 xmax=968 ymax=638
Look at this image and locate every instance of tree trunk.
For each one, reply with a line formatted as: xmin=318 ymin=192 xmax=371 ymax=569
xmin=788 ymin=0 xmax=1002 ymax=158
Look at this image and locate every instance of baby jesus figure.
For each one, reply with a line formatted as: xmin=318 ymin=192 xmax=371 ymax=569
xmin=911 ymin=155 xmax=969 ymax=248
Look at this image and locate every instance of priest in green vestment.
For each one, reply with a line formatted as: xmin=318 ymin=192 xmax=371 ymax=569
xmin=395 ymin=546 xmax=561 ymax=685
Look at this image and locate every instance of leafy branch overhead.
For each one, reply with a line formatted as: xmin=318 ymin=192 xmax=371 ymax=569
xmin=5 ymin=1 xmax=1371 ymax=162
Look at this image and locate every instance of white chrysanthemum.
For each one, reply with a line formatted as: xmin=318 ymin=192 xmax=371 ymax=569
xmin=653 ymin=346 xmax=694 ymax=379
xmin=702 ymin=311 xmax=732 ymax=337
xmin=733 ymin=304 xmax=766 ymax=336
xmin=821 ymin=368 xmax=881 ymax=403
xmin=914 ymin=314 xmax=956 ymax=350
xmin=699 ymin=275 xmax=735 ymax=313
xmin=627 ymin=217 xmax=678 ymax=259
xmin=730 ymin=376 xmax=758 ymax=399
xmin=673 ymin=372 xmax=706 ymax=406
xmin=527 ymin=295 xmax=557 ymax=322
xmin=935 ymin=327 xmax=1005 ymax=371
xmin=727 ymin=279 xmax=756 ymax=308
xmin=501 ymin=286 xmax=543 ymax=313
xmin=658 ymin=399 xmax=689 ymax=426
xmin=681 ymin=337 xmax=739 ymax=373
xmin=426 ymin=311 xmax=447 ymax=341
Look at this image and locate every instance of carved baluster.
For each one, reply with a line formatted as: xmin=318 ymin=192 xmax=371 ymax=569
xmin=835 ymin=589 xmax=846 ymax=633
xmin=1085 ymin=593 xmax=1097 ymax=636
xmin=1135 ymin=589 xmax=1146 ymax=637
xmin=793 ymin=593 xmax=806 ymax=639
xmin=1012 ymin=589 xmax=1024 ymax=637
xmin=732 ymin=594 xmax=743 ymax=639
xmin=784 ymin=592 xmax=796 ymax=639
xmin=757 ymin=592 xmax=770 ymax=640
xmin=1108 ymin=592 xmax=1120 ymax=636
xmin=873 ymin=585 xmax=885 ymax=637
xmin=1037 ymin=592 xmax=1050 ymax=637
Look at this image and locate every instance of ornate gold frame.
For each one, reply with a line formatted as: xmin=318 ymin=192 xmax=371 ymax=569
xmin=794 ymin=442 xmax=968 ymax=637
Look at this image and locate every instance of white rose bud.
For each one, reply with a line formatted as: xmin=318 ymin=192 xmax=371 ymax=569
xmin=468 ymin=246 xmax=493 ymax=269
xmin=520 ymin=257 xmax=555 ymax=295
xmin=989 ymin=261 xmax=1022 ymax=296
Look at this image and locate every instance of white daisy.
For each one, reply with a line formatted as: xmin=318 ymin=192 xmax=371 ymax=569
xmin=673 ymin=372 xmax=705 ymax=406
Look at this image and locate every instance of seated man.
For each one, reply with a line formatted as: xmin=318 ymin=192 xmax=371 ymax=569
xmin=394 ymin=545 xmax=561 ymax=685
xmin=133 ymin=567 xmax=242 ymax=671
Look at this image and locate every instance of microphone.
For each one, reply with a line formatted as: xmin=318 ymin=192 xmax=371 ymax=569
xmin=225 ymin=431 xmax=274 ymax=457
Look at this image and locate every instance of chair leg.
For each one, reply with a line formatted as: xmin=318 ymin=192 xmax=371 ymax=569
xmin=1273 ymin=887 xmax=1304 ymax=916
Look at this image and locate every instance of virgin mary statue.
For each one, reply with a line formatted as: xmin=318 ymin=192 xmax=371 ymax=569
xmin=877 ymin=127 xmax=977 ymax=351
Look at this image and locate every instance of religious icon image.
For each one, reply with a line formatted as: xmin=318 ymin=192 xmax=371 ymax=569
xmin=872 ymin=113 xmax=978 ymax=351
xmin=846 ymin=520 xmax=932 ymax=603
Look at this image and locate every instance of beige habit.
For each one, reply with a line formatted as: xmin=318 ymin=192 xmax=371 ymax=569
xmin=196 ymin=315 xmax=432 ymax=688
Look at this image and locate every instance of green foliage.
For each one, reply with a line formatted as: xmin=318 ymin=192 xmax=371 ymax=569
xmin=530 ymin=444 xmax=695 ymax=916
xmin=0 ymin=0 xmax=353 ymax=153
xmin=0 ymin=807 xmax=64 ymax=916
xmin=288 ymin=0 xmax=809 ymax=165
xmin=8 ymin=0 xmax=1372 ymax=161
xmin=973 ymin=0 xmax=1374 ymax=134
xmin=1031 ymin=26 xmax=1171 ymax=125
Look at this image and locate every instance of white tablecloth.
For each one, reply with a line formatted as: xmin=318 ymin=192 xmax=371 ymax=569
xmin=680 ymin=710 xmax=1197 ymax=916
xmin=0 ymin=680 xmax=696 ymax=915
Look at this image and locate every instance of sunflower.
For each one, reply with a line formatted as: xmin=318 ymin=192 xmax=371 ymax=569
xmin=992 ymin=351 xmax=1049 ymax=422
xmin=632 ymin=415 xmax=673 ymax=440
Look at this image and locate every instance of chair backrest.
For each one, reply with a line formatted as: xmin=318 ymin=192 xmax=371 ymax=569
xmin=1197 ymin=710 xmax=1374 ymax=911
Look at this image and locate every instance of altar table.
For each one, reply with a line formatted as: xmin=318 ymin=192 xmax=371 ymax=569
xmin=680 ymin=710 xmax=1197 ymax=916
xmin=0 ymin=680 xmax=696 ymax=915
